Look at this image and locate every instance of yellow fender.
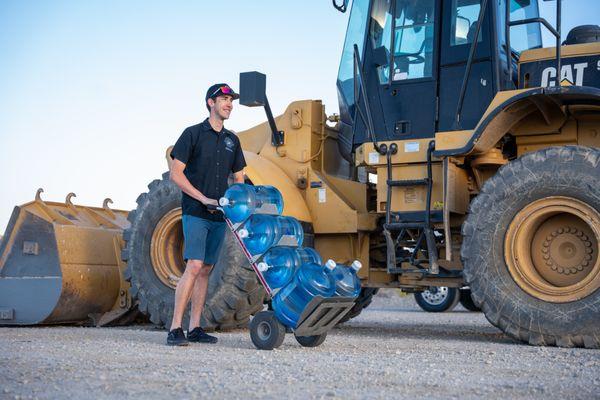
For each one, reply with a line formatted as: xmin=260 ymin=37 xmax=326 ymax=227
xmin=243 ymin=151 xmax=312 ymax=223
xmin=435 ymin=86 xmax=600 ymax=157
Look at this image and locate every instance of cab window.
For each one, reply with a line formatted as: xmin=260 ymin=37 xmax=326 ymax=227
xmin=337 ymin=0 xmax=370 ymax=106
xmin=451 ymin=0 xmax=483 ymax=46
xmin=370 ymin=0 xmax=436 ymax=84
xmin=499 ymin=0 xmax=542 ymax=53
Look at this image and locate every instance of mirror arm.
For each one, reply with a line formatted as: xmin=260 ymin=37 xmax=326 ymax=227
xmin=263 ymin=97 xmax=284 ymax=146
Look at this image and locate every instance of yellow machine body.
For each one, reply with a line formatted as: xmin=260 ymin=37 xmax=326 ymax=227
xmin=235 ymin=45 xmax=600 ymax=289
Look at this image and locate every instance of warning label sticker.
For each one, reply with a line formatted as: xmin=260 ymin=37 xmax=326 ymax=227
xmin=404 ymin=142 xmax=420 ymax=153
xmin=368 ymin=152 xmax=380 ymax=164
xmin=318 ymin=188 xmax=327 ymax=203
xmin=404 ymin=187 xmax=418 ymax=204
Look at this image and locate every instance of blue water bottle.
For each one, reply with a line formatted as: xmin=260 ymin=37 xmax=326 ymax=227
xmin=238 ymin=214 xmax=279 ymax=255
xmin=275 ymin=216 xmax=304 ymax=246
xmin=254 ymin=185 xmax=284 ymax=214
xmin=325 ymin=259 xmax=362 ymax=298
xmin=272 ymin=261 xmax=336 ymax=328
xmin=219 ymin=183 xmax=256 ymax=223
xmin=219 ymin=184 xmax=284 ymax=223
xmin=256 ymin=247 xmax=298 ymax=289
xmin=295 ymin=247 xmax=322 ymax=265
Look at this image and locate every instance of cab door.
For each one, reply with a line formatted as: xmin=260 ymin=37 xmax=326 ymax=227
xmin=437 ymin=0 xmax=495 ymax=131
xmin=366 ymin=0 xmax=441 ymax=140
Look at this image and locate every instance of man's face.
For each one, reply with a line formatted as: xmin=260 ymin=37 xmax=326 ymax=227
xmin=209 ymin=95 xmax=233 ymax=120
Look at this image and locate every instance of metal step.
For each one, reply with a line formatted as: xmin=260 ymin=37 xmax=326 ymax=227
xmin=384 ymin=222 xmax=427 ymax=230
xmin=387 ymin=178 xmax=429 ymax=187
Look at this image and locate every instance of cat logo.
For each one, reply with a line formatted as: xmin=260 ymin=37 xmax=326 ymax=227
xmin=541 ymin=63 xmax=588 ymax=87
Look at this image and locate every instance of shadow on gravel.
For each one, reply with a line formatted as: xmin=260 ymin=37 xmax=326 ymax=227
xmin=332 ymin=322 xmax=515 ymax=346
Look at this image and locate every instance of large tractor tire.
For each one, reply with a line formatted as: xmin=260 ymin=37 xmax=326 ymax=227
xmin=122 ymin=172 xmax=266 ymax=330
xmin=462 ymin=146 xmax=600 ymax=348
xmin=337 ymin=288 xmax=379 ymax=324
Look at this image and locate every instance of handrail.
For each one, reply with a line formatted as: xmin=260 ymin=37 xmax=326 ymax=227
xmin=453 ymin=0 xmax=488 ymax=129
xmin=388 ymin=0 xmax=397 ymax=86
xmin=506 ymin=0 xmax=561 ymax=88
xmin=353 ymin=43 xmax=382 ymax=153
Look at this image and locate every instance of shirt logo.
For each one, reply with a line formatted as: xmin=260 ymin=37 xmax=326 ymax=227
xmin=224 ymin=137 xmax=235 ymax=152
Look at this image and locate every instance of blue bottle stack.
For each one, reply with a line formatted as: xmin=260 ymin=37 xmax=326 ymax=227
xmin=220 ymin=183 xmax=363 ymax=330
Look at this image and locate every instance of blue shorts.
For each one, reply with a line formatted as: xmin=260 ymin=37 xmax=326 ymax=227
xmin=182 ymin=215 xmax=227 ymax=265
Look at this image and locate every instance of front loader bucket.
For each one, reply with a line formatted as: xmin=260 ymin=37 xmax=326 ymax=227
xmin=0 ymin=189 xmax=131 ymax=326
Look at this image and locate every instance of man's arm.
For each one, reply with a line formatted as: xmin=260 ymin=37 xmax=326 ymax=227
xmin=170 ymin=159 xmax=217 ymax=206
xmin=233 ymin=170 xmax=245 ymax=184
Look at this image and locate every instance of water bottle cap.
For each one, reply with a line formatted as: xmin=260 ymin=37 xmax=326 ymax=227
xmin=218 ymin=197 xmax=230 ymax=207
xmin=238 ymin=229 xmax=249 ymax=239
xmin=257 ymin=262 xmax=269 ymax=272
xmin=325 ymin=259 xmax=336 ymax=270
xmin=351 ymin=260 xmax=362 ymax=271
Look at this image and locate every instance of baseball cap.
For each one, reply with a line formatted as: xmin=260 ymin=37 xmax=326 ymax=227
xmin=205 ymin=83 xmax=240 ymax=102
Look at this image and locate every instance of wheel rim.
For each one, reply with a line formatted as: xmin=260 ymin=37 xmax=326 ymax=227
xmin=421 ymin=287 xmax=448 ymax=305
xmin=150 ymin=208 xmax=185 ymax=289
xmin=257 ymin=321 xmax=272 ymax=341
xmin=505 ymin=196 xmax=600 ymax=303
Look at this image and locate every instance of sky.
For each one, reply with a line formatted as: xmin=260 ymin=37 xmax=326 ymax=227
xmin=0 ymin=0 xmax=598 ymax=231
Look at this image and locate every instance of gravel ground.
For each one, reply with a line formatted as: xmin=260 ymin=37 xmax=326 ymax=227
xmin=1 ymin=290 xmax=599 ymax=400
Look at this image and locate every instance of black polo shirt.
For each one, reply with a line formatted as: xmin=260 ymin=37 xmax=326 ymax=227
xmin=170 ymin=118 xmax=246 ymax=221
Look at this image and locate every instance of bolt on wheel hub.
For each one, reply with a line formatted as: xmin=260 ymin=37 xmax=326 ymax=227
xmin=421 ymin=287 xmax=448 ymax=305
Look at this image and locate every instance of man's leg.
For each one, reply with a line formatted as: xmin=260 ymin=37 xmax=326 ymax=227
xmin=170 ymin=259 xmax=203 ymax=331
xmin=186 ymin=221 xmax=226 ymax=343
xmin=188 ymin=263 xmax=213 ymax=330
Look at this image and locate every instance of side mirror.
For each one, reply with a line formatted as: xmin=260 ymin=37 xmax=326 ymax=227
xmin=373 ymin=46 xmax=389 ymax=68
xmin=239 ymin=71 xmax=284 ymax=146
xmin=240 ymin=71 xmax=267 ymax=107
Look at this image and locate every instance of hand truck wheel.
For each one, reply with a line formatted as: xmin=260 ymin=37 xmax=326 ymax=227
xmin=294 ymin=332 xmax=327 ymax=347
xmin=249 ymin=310 xmax=286 ymax=350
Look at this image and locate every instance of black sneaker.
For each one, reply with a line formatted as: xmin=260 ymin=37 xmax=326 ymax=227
xmin=167 ymin=328 xmax=189 ymax=346
xmin=187 ymin=327 xmax=218 ymax=344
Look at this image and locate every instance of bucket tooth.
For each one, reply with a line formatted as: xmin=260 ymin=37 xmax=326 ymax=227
xmin=35 ymin=188 xmax=44 ymax=202
xmin=103 ymin=198 xmax=116 ymax=219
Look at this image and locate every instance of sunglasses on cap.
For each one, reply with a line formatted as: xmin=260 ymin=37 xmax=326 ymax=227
xmin=210 ymin=85 xmax=234 ymax=98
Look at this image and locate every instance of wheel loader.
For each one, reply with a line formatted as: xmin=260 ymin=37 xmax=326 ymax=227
xmin=2 ymin=0 xmax=599 ymax=348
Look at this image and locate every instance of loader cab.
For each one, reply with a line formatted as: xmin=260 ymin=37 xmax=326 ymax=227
xmin=336 ymin=0 xmax=543 ymax=160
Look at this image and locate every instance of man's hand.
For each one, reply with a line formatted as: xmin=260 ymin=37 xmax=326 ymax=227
xmin=202 ymin=197 xmax=219 ymax=213
xmin=233 ymin=170 xmax=245 ymax=184
xmin=201 ymin=197 xmax=218 ymax=206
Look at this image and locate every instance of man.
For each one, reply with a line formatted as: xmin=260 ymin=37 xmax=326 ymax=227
xmin=167 ymin=83 xmax=246 ymax=346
